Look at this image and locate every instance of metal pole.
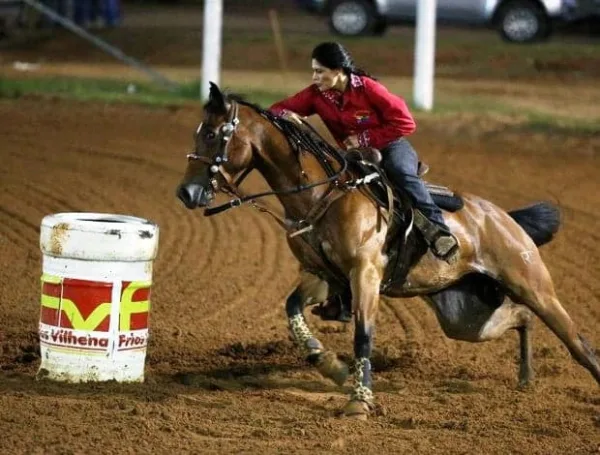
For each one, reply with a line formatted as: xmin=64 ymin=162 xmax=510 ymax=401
xmin=201 ymin=0 xmax=223 ymax=101
xmin=413 ymin=0 xmax=437 ymax=111
xmin=21 ymin=0 xmax=179 ymax=91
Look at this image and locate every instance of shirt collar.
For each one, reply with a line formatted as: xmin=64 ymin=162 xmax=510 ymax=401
xmin=349 ymin=73 xmax=364 ymax=88
xmin=319 ymin=74 xmax=363 ymax=107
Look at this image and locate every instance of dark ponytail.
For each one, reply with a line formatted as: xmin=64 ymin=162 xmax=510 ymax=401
xmin=311 ymin=42 xmax=376 ymax=80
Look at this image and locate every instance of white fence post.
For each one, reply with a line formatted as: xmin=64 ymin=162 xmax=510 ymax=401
xmin=201 ymin=0 xmax=224 ymax=101
xmin=413 ymin=0 xmax=437 ymax=111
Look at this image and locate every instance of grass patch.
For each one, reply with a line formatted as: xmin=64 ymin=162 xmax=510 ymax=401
xmin=0 ymin=76 xmax=287 ymax=107
xmin=419 ymin=93 xmax=599 ymax=135
xmin=522 ymin=113 xmax=599 ymax=136
xmin=0 ymin=76 xmax=180 ymax=104
xmin=423 ymin=95 xmax=518 ymax=117
xmin=1 ymin=74 xmax=597 ymax=136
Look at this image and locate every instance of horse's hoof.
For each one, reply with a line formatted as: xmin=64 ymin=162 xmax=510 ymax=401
xmin=517 ymin=378 xmax=534 ymax=391
xmin=517 ymin=371 xmax=535 ymax=390
xmin=316 ymin=351 xmax=348 ymax=386
xmin=337 ymin=400 xmax=372 ymax=420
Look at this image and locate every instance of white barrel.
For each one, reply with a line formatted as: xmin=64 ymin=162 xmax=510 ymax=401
xmin=37 ymin=212 xmax=159 ymax=383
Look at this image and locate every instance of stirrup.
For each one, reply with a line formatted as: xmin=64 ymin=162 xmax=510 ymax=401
xmin=432 ymin=232 xmax=459 ymax=262
xmin=413 ymin=209 xmax=459 ymax=263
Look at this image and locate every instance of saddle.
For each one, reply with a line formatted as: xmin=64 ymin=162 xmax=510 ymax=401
xmin=344 ymin=147 xmax=463 ymax=213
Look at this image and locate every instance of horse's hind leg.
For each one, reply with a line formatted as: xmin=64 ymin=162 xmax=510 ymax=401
xmin=425 ymin=283 xmax=535 ymax=387
xmin=478 ymin=302 xmax=535 ymax=387
xmin=499 ymin=253 xmax=600 ymax=385
xmin=517 ymin=325 xmax=534 ymax=387
xmin=285 ymin=281 xmax=349 ymax=387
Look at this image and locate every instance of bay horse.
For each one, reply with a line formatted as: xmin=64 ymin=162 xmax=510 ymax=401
xmin=176 ymin=83 xmax=600 ymax=419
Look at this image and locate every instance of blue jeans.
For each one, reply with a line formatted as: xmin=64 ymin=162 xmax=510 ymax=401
xmin=380 ymin=138 xmax=448 ymax=229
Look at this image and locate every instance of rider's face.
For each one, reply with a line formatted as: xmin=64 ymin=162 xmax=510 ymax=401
xmin=312 ymin=59 xmax=343 ymax=91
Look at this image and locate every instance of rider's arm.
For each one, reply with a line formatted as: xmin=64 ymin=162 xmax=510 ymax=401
xmin=357 ymin=78 xmax=416 ymax=149
xmin=269 ymin=86 xmax=317 ymax=117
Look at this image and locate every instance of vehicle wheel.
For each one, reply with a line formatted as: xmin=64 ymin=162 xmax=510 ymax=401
xmin=496 ymin=1 xmax=551 ymax=43
xmin=328 ymin=0 xmax=378 ymax=36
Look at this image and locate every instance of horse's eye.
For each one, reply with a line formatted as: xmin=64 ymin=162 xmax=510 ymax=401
xmin=205 ymin=131 xmax=216 ymax=141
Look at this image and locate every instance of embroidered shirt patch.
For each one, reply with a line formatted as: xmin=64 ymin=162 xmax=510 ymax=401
xmin=354 ymin=110 xmax=371 ymax=124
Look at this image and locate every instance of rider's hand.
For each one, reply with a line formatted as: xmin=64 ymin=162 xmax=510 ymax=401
xmin=343 ymin=135 xmax=360 ymax=149
xmin=281 ymin=110 xmax=304 ymax=125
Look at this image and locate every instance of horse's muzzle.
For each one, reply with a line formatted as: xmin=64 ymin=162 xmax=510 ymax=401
xmin=176 ymin=183 xmax=214 ymax=209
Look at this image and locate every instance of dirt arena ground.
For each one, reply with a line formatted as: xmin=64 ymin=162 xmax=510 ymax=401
xmin=1 ymin=96 xmax=598 ymax=454
xmin=1 ymin=4 xmax=599 ymax=455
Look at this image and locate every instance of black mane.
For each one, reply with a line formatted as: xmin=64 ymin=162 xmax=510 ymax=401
xmin=204 ymin=91 xmax=270 ymax=121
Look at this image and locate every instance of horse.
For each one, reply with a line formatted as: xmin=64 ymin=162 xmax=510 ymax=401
xmin=176 ymin=82 xmax=600 ymax=419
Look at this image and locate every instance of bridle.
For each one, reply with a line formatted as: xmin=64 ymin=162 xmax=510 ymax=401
xmin=186 ymin=101 xmax=244 ymax=196
xmin=185 ymin=99 xmax=349 ymax=218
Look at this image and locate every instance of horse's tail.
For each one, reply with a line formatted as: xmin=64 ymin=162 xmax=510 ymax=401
xmin=508 ymin=202 xmax=561 ymax=247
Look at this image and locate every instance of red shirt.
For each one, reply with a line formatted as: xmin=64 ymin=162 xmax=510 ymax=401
xmin=269 ymin=74 xmax=416 ymax=150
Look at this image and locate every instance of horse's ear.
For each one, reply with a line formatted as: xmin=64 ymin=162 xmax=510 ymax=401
xmin=209 ymin=81 xmax=220 ymax=98
xmin=208 ymin=82 xmax=227 ymax=114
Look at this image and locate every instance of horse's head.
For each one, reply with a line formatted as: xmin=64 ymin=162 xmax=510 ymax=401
xmin=176 ymin=82 xmax=255 ymax=209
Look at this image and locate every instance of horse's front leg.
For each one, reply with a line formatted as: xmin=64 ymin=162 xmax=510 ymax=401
xmin=286 ymin=284 xmax=349 ymax=386
xmin=340 ymin=257 xmax=382 ymax=419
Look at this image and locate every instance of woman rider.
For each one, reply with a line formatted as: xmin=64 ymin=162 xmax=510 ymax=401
xmin=269 ymin=41 xmax=459 ymax=261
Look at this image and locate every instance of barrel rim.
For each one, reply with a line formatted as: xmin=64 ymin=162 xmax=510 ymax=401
xmin=41 ymin=212 xmax=158 ymax=234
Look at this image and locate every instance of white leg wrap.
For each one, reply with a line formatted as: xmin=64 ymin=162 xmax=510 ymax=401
xmin=351 ymin=358 xmax=374 ymax=404
xmin=289 ymin=314 xmax=323 ymax=355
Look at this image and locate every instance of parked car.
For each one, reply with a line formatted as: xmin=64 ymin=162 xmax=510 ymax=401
xmin=294 ymin=0 xmax=599 ymax=43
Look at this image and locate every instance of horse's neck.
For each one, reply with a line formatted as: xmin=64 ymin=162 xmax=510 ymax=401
xmin=255 ymin=124 xmax=329 ymax=220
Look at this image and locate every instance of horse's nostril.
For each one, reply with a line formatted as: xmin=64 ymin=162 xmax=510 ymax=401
xmin=177 ymin=185 xmax=195 ymax=208
xmin=177 ymin=183 xmax=206 ymax=209
xmin=177 ymin=186 xmax=189 ymax=203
